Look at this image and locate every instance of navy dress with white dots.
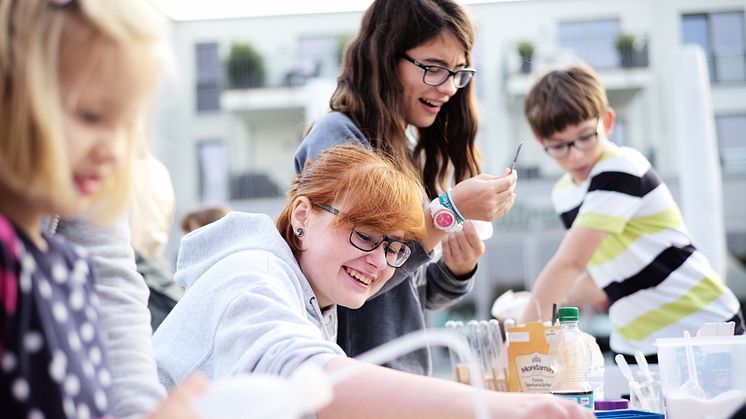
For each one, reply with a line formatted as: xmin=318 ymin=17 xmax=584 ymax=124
xmin=0 ymin=214 xmax=113 ymax=419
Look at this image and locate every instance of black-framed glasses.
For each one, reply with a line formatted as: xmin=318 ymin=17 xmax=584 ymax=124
xmin=401 ymin=54 xmax=476 ymax=89
xmin=314 ymin=203 xmax=412 ymax=268
xmin=542 ymin=119 xmax=600 ymax=158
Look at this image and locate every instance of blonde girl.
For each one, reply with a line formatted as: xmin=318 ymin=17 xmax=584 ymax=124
xmin=0 ymin=0 xmax=204 ymax=417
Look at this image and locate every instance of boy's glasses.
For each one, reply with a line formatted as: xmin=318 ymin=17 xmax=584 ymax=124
xmin=542 ymin=119 xmax=600 ymax=157
xmin=401 ymin=54 xmax=476 ymax=89
xmin=314 ymin=203 xmax=412 ymax=268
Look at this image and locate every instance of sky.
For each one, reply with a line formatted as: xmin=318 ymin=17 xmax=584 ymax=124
xmin=153 ymin=0 xmax=517 ymax=21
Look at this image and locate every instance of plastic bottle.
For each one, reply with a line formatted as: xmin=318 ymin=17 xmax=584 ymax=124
xmin=549 ymin=307 xmax=594 ymax=409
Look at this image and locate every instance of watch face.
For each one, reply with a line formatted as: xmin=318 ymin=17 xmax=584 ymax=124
xmin=434 ymin=209 xmax=456 ymax=229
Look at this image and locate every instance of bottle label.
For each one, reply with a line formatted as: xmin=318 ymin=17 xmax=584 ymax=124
xmin=514 ymin=352 xmax=555 ymax=393
xmin=551 ymin=390 xmax=594 ymax=409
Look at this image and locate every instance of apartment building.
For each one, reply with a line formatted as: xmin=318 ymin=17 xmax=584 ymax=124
xmin=154 ymin=0 xmax=746 ymax=317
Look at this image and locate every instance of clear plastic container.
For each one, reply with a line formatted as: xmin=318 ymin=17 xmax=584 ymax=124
xmin=549 ymin=307 xmax=594 ymax=409
xmin=656 ymin=335 xmax=746 ymax=419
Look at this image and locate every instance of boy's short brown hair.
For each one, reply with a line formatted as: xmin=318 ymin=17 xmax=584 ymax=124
xmin=524 ymin=64 xmax=608 ymax=139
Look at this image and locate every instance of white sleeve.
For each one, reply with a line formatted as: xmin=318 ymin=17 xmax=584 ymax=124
xmin=57 ymin=216 xmax=166 ymax=418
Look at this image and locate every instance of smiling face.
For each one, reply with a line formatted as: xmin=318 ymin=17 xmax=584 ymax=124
xmin=291 ymin=198 xmax=401 ymax=309
xmin=59 ymin=41 xmax=160 ymax=216
xmin=540 ymin=110 xmax=614 ymax=183
xmin=397 ymin=30 xmax=467 ymax=128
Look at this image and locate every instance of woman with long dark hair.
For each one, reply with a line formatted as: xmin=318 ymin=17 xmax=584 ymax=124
xmin=295 ymin=0 xmax=517 ymax=375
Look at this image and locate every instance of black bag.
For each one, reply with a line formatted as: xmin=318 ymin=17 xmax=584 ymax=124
xmin=135 ymin=251 xmax=183 ymax=332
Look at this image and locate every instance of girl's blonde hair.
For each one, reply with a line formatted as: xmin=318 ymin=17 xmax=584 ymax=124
xmin=277 ymin=144 xmax=426 ymax=258
xmin=0 ymin=0 xmax=167 ymax=223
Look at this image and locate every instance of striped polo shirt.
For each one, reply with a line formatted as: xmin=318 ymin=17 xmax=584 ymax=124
xmin=552 ymin=144 xmax=741 ymax=355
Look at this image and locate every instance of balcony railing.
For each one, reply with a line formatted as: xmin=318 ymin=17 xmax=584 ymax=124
xmin=509 ymin=36 xmax=649 ymax=75
xmin=706 ymin=49 xmax=746 ymax=84
xmin=229 ymin=171 xmax=281 ymax=199
xmin=224 ymin=53 xmax=340 ymax=90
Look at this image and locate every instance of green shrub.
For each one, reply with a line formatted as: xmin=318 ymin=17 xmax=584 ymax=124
xmin=227 ymin=42 xmax=265 ymax=88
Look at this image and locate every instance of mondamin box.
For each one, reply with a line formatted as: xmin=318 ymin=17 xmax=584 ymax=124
xmin=506 ymin=322 xmax=558 ymax=392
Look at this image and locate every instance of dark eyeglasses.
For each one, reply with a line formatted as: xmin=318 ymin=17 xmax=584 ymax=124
xmin=542 ymin=119 xmax=600 ymax=157
xmin=314 ymin=203 xmax=412 ymax=268
xmin=401 ymin=54 xmax=476 ymax=89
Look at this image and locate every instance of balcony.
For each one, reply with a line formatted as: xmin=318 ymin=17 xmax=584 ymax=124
xmin=221 ymin=52 xmax=339 ymax=115
xmin=706 ymin=48 xmax=746 ymax=84
xmin=505 ymin=36 xmax=651 ymax=97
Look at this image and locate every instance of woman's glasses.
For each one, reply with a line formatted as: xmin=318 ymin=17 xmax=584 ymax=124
xmin=542 ymin=119 xmax=600 ymax=157
xmin=401 ymin=54 xmax=476 ymax=89
xmin=314 ymin=203 xmax=412 ymax=268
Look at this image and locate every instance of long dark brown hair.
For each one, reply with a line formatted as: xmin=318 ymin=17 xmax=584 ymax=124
xmin=330 ymin=0 xmax=480 ymax=199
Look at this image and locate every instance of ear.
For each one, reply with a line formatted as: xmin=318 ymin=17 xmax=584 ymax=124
xmin=290 ymin=196 xmax=312 ymax=231
xmin=601 ymin=107 xmax=616 ymax=137
xmin=533 ymin=133 xmax=543 ymax=146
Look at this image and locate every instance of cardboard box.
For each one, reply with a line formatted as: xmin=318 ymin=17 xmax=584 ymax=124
xmin=506 ymin=322 xmax=558 ymax=393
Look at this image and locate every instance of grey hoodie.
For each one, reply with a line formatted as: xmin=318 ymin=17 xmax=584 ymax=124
xmin=153 ymin=212 xmax=344 ymax=389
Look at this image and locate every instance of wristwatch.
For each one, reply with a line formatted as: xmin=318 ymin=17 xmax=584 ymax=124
xmin=429 ymin=195 xmax=463 ymax=232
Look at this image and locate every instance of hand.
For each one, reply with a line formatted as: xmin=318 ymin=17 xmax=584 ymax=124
xmin=442 ymin=221 xmax=485 ymax=276
xmin=489 ymin=392 xmax=596 ymax=419
xmin=147 ymin=374 xmax=209 ymax=419
xmin=450 ymin=169 xmax=517 ymax=222
xmin=515 ymin=396 xmax=597 ymax=419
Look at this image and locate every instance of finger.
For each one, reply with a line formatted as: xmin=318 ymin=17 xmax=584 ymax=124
xmin=499 ymin=167 xmax=519 ymax=180
xmin=449 ymin=232 xmax=466 ymax=258
xmin=494 ymin=189 xmax=514 ymax=209
xmin=493 ymin=175 xmax=516 ymax=194
xmin=458 ymin=221 xmax=481 ymax=250
xmin=441 ymin=235 xmax=454 ymax=261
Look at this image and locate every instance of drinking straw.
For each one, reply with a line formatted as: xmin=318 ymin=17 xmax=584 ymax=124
xmin=551 ymin=303 xmax=558 ymax=326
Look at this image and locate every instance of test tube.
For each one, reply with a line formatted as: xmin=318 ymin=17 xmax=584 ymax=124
xmin=465 ymin=320 xmax=490 ymax=389
xmin=446 ymin=321 xmax=470 ymax=385
xmin=476 ymin=321 xmax=499 ymax=391
xmin=487 ymin=319 xmax=508 ymax=392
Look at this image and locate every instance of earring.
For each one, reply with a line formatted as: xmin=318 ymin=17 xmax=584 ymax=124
xmin=295 ymin=227 xmax=304 ymax=237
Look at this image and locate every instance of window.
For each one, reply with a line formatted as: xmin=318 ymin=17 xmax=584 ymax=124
xmin=195 ymin=43 xmax=221 ymax=112
xmin=559 ymin=19 xmax=620 ymax=69
xmin=716 ymin=114 xmax=746 ymax=173
xmin=682 ymin=12 xmax=746 ymax=83
xmin=197 ymin=140 xmax=229 ymax=202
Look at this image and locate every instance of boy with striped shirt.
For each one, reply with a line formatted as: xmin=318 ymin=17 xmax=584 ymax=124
xmin=519 ymin=64 xmax=743 ymax=362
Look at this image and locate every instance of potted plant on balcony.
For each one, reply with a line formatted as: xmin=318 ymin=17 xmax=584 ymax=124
xmin=517 ymin=41 xmax=534 ymax=74
xmin=615 ymin=33 xmax=636 ymax=68
xmin=227 ymin=42 xmax=265 ymax=88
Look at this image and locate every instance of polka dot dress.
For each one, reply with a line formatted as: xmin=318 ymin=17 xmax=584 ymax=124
xmin=1 ymin=215 xmax=113 ymax=419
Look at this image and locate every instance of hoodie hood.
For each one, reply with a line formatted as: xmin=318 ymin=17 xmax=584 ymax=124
xmin=155 ymin=212 xmax=344 ymax=388
xmin=175 ymin=212 xmax=296 ymax=289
